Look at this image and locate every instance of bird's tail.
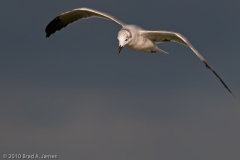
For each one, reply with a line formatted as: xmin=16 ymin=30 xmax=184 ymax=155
xmin=156 ymin=48 xmax=169 ymax=54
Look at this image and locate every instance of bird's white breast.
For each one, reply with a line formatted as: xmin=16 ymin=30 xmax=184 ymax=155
xmin=127 ymin=37 xmax=156 ymax=52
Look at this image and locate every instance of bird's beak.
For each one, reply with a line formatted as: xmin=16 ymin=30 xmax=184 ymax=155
xmin=118 ymin=45 xmax=123 ymax=56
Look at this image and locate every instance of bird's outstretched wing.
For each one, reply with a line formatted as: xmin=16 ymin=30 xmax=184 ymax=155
xmin=45 ymin=8 xmax=125 ymax=37
xmin=141 ymin=30 xmax=234 ymax=97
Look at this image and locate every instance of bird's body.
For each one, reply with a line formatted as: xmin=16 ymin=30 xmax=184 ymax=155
xmin=120 ymin=25 xmax=157 ymax=53
xmin=45 ymin=7 xmax=234 ymax=97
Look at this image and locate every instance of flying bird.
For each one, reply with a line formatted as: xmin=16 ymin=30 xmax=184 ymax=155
xmin=45 ymin=7 xmax=234 ymax=97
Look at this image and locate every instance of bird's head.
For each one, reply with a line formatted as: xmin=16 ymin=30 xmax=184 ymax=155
xmin=117 ymin=29 xmax=132 ymax=55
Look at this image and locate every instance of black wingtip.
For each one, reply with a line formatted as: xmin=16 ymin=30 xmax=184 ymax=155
xmin=228 ymin=89 xmax=236 ymax=98
xmin=45 ymin=16 xmax=62 ymax=38
xmin=202 ymin=60 xmax=235 ymax=98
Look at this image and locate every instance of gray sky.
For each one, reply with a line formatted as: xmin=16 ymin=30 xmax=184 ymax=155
xmin=0 ymin=0 xmax=240 ymax=160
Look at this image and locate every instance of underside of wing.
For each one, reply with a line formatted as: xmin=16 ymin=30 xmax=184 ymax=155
xmin=141 ymin=30 xmax=189 ymax=46
xmin=45 ymin=8 xmax=125 ymax=37
xmin=141 ymin=30 xmax=234 ymax=97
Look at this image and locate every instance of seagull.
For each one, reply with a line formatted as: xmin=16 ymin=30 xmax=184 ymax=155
xmin=45 ymin=7 xmax=234 ymax=97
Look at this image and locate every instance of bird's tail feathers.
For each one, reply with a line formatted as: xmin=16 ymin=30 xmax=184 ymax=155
xmin=157 ymin=48 xmax=169 ymax=54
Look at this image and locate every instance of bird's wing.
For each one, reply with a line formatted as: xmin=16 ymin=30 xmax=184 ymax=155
xmin=45 ymin=8 xmax=125 ymax=37
xmin=141 ymin=30 xmax=234 ymax=97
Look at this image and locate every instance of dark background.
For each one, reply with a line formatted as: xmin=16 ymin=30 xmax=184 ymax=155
xmin=0 ymin=0 xmax=240 ymax=160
